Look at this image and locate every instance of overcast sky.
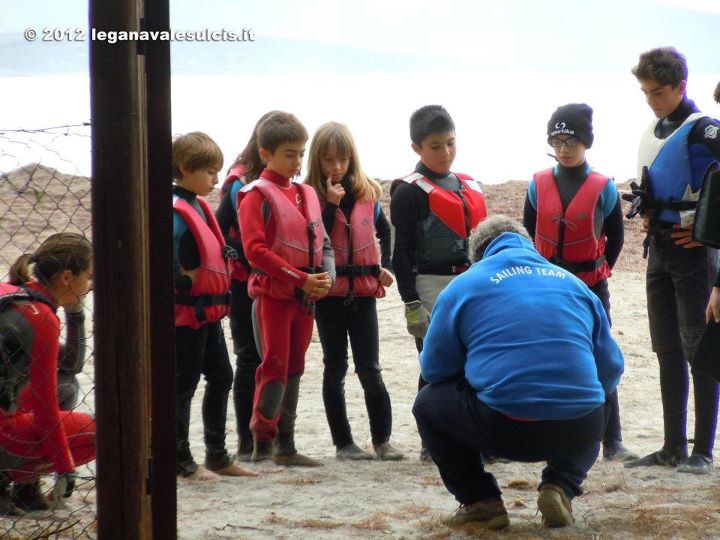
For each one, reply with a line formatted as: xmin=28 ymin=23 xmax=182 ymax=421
xmin=2 ymin=0 xmax=719 ymax=75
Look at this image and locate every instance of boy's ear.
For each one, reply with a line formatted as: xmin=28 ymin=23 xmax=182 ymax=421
xmin=178 ymin=163 xmax=193 ymax=178
xmin=677 ymin=80 xmax=687 ymax=94
xmin=258 ymin=147 xmax=272 ymax=164
xmin=411 ymin=142 xmax=421 ymax=156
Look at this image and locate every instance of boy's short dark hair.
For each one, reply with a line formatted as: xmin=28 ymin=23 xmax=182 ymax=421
xmin=257 ymin=112 xmax=308 ymax=153
xmin=632 ymin=47 xmax=688 ymax=87
xmin=410 ymin=105 xmax=455 ymax=145
xmin=172 ymin=131 xmax=223 ymax=179
xmin=714 ymin=80 xmax=720 ymax=105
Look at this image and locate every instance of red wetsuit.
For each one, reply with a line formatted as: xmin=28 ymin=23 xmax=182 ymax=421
xmin=0 ymin=282 xmax=95 ymax=482
xmin=238 ymin=169 xmax=326 ymax=440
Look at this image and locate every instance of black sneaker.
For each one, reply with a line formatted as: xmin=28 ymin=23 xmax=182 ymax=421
xmin=677 ymin=454 xmax=713 ymax=475
xmin=11 ymin=481 xmax=50 ymax=512
xmin=624 ymin=448 xmax=687 ymax=468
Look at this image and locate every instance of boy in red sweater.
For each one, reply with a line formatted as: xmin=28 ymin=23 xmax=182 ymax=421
xmin=238 ymin=112 xmax=335 ymax=466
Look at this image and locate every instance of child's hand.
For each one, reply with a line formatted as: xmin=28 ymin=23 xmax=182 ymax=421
xmin=303 ymin=272 xmax=332 ymax=298
xmin=326 ymin=176 xmax=345 ymax=206
xmin=378 ymin=268 xmax=394 ymax=287
xmin=670 ymin=224 xmax=703 ymax=249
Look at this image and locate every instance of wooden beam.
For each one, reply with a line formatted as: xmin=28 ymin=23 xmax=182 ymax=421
xmin=144 ymin=0 xmax=177 ymax=537
xmin=90 ymin=0 xmax=151 ymax=537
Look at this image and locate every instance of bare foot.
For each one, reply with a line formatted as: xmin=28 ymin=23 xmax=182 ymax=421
xmin=213 ymin=463 xmax=258 ymax=477
xmin=185 ymin=465 xmax=221 ymax=482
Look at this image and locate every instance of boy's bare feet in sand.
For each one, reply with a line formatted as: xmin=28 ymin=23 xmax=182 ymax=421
xmin=213 ymin=463 xmax=258 ymax=477
xmin=184 ymin=465 xmax=221 ymax=482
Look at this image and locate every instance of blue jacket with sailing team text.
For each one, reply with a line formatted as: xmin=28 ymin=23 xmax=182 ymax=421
xmin=420 ymin=232 xmax=624 ymax=420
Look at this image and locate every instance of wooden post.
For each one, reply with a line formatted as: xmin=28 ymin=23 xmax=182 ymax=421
xmin=144 ymin=0 xmax=177 ymax=538
xmin=90 ymin=0 xmax=152 ymax=537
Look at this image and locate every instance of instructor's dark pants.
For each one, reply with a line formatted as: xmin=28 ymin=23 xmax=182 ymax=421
xmin=413 ymin=379 xmax=603 ymax=504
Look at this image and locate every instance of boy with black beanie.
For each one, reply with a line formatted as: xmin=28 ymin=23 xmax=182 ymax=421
xmin=523 ymin=103 xmax=635 ymax=462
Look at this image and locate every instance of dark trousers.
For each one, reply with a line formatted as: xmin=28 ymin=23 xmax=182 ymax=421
xmin=589 ymin=279 xmax=622 ymax=445
xmin=315 ymin=296 xmax=392 ymax=447
xmin=413 ymin=379 xmax=603 ymax=505
xmin=229 ymin=280 xmax=261 ymax=444
xmin=646 ymin=233 xmax=719 ymax=456
xmin=175 ymin=322 xmax=233 ymax=466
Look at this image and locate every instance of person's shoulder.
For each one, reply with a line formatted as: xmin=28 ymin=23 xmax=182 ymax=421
xmin=14 ymin=297 xmax=59 ymax=328
xmin=693 ymin=116 xmax=720 ymax=134
xmin=391 ymin=174 xmax=426 ymax=199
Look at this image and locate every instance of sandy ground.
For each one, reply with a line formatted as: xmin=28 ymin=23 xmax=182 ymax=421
xmin=2 ymin=166 xmax=719 ymax=538
xmin=174 ymin=272 xmax=720 ymax=540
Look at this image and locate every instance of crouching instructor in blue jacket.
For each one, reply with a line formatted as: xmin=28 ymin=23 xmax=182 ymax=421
xmin=412 ymin=215 xmax=624 ymax=531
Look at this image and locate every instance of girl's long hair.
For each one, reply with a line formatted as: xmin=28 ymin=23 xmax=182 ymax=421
xmin=9 ymin=232 xmax=92 ymax=286
xmin=228 ymin=110 xmax=281 ymax=182
xmin=304 ymin=122 xmax=380 ymax=204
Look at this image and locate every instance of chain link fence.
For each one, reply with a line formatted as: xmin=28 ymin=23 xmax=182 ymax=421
xmin=0 ymin=123 xmax=97 ymax=538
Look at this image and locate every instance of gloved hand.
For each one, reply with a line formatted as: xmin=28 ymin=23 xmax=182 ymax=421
xmin=404 ymin=300 xmax=430 ymax=339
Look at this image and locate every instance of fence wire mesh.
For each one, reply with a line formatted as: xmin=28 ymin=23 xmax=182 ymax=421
xmin=0 ymin=123 xmax=97 ymax=539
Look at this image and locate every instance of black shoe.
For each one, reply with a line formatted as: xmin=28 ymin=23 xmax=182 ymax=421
xmin=251 ymin=439 xmax=274 ymax=462
xmin=677 ymin=454 xmax=713 ymax=475
xmin=603 ymin=442 xmax=639 ymax=462
xmin=11 ymin=481 xmax=50 ymax=512
xmin=237 ymin=438 xmax=254 ymax=463
xmin=624 ymin=448 xmax=687 ymax=468
xmin=336 ymin=442 xmax=374 ymax=460
xmin=419 ymin=447 xmax=432 ymax=462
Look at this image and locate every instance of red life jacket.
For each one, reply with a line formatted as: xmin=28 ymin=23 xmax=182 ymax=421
xmin=328 ymin=201 xmax=384 ymax=298
xmin=239 ymin=180 xmax=324 ymax=300
xmin=221 ymin=164 xmax=245 ymax=197
xmin=173 ymin=195 xmax=231 ymax=328
xmin=220 ymin=165 xmax=251 ymax=282
xmin=534 ymin=168 xmax=612 ymax=287
xmin=405 ymin=172 xmax=488 ymax=271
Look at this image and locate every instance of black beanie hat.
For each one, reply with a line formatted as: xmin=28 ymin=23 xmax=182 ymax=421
xmin=547 ymin=103 xmax=594 ymax=148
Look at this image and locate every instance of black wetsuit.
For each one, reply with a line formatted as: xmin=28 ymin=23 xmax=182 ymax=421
xmin=643 ymin=97 xmax=720 ymax=459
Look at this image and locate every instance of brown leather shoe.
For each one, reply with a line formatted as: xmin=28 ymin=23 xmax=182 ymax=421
xmin=537 ymin=484 xmax=574 ymax=527
xmin=444 ymin=497 xmax=509 ymax=529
